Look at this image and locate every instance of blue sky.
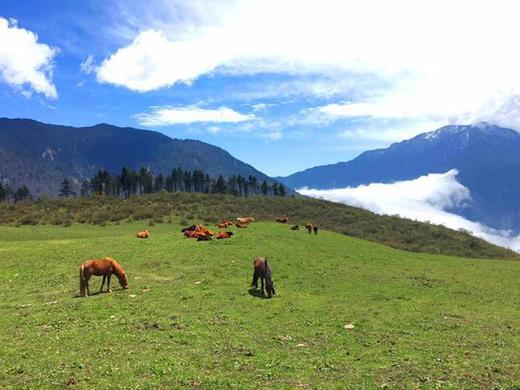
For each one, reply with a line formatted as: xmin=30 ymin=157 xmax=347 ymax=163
xmin=1 ymin=0 xmax=520 ymax=176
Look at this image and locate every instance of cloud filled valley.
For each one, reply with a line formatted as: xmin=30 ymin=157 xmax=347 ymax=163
xmin=299 ymin=170 xmax=520 ymax=252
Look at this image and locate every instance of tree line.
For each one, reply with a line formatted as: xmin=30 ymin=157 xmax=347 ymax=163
xmin=0 ymin=183 xmax=31 ymax=203
xmin=0 ymin=167 xmax=288 ymax=202
xmin=78 ymin=166 xmax=287 ymax=198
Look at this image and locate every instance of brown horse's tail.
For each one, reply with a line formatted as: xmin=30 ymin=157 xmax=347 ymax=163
xmin=79 ymin=264 xmax=86 ymax=297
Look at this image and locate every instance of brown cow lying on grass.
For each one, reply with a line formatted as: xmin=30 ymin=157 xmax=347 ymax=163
xmin=217 ymin=220 xmax=234 ymax=228
xmin=184 ymin=224 xmax=214 ymax=239
xmin=275 ymin=216 xmax=288 ymax=223
xmin=216 ymin=231 xmax=234 ymax=239
xmin=136 ymin=229 xmax=150 ymax=238
xmin=235 ymin=222 xmax=248 ymax=228
xmin=290 ymin=225 xmax=300 ymax=230
xmin=237 ymin=216 xmax=254 ymax=224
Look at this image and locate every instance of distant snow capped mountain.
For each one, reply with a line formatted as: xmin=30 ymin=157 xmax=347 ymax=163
xmin=279 ymin=122 xmax=520 ymax=232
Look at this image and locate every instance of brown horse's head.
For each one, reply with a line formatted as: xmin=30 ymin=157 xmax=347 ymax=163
xmin=111 ymin=259 xmax=129 ymax=289
xmin=264 ymin=258 xmax=275 ymax=298
xmin=118 ymin=270 xmax=129 ymax=289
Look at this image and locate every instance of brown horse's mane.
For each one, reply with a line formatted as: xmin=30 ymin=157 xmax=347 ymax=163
xmin=105 ymin=257 xmax=127 ymax=286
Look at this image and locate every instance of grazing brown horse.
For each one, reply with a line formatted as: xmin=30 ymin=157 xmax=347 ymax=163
xmin=251 ymin=257 xmax=275 ymax=298
xmin=79 ymin=257 xmax=128 ymax=297
xmin=136 ymin=229 xmax=150 ymax=238
xmin=305 ymin=224 xmax=313 ymax=234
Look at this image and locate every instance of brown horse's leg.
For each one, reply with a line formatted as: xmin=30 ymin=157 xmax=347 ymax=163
xmin=107 ymin=274 xmax=112 ymax=292
xmin=85 ymin=276 xmax=90 ymax=296
xmin=260 ymin=277 xmax=265 ymax=296
xmin=100 ymin=275 xmax=106 ymax=293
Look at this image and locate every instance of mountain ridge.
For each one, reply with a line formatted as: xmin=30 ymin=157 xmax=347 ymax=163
xmin=0 ymin=117 xmax=282 ymax=196
xmin=279 ymin=122 xmax=520 ymax=232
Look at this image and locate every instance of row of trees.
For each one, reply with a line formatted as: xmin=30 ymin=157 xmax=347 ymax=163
xmin=0 ymin=183 xmax=32 ymax=203
xmin=63 ymin=166 xmax=288 ymax=198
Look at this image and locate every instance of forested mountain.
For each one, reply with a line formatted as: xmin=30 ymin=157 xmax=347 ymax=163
xmin=0 ymin=118 xmax=282 ymax=196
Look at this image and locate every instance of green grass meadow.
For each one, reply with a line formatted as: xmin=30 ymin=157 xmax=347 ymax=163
xmin=1 ymin=221 xmax=520 ymax=389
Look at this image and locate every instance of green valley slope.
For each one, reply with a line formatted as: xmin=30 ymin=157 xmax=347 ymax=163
xmin=1 ymin=222 xmax=519 ymax=388
xmin=0 ymin=192 xmax=516 ymax=259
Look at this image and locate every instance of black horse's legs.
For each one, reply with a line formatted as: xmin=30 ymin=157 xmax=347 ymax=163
xmin=99 ymin=275 xmax=106 ymax=293
xmin=251 ymin=273 xmax=258 ymax=288
xmin=107 ymin=274 xmax=112 ymax=292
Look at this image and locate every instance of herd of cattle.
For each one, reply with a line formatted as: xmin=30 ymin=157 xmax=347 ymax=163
xmin=135 ymin=216 xmax=318 ymax=241
xmin=80 ymin=216 xmax=317 ymax=298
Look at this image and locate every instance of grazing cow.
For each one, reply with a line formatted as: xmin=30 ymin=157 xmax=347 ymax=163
xmin=251 ymin=257 xmax=275 ymax=298
xmin=136 ymin=229 xmax=150 ymax=239
xmin=216 ymin=231 xmax=234 ymax=239
xmin=275 ymin=216 xmax=288 ymax=223
xmin=79 ymin=257 xmax=128 ymax=297
xmin=313 ymin=225 xmax=319 ymax=235
xmin=290 ymin=225 xmax=300 ymax=230
xmin=181 ymin=225 xmax=197 ymax=233
xmin=305 ymin=224 xmax=313 ymax=234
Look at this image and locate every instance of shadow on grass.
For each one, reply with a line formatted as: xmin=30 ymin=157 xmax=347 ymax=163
xmin=248 ymin=287 xmax=267 ymax=299
xmin=73 ymin=289 xmax=125 ymax=298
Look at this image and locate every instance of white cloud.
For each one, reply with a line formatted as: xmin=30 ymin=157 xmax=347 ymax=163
xmin=299 ymin=170 xmax=520 ymax=252
xmin=80 ymin=55 xmax=95 ymax=74
xmin=207 ymin=126 xmax=221 ymax=134
xmin=259 ymin=130 xmax=282 ymax=141
xmin=0 ymin=17 xmax=58 ymax=98
xmin=97 ymin=0 xmax=520 ymax=130
xmin=135 ymin=105 xmax=255 ymax=126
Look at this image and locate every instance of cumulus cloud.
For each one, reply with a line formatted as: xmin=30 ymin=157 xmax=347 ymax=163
xmin=299 ymin=170 xmax=520 ymax=252
xmin=94 ymin=0 xmax=520 ymax=130
xmin=134 ymin=105 xmax=255 ymax=126
xmin=0 ymin=17 xmax=58 ymax=98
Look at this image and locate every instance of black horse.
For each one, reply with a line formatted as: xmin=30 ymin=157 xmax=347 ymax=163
xmin=251 ymin=257 xmax=275 ymax=298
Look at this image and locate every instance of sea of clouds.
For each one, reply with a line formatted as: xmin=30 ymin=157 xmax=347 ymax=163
xmin=299 ymin=170 xmax=520 ymax=252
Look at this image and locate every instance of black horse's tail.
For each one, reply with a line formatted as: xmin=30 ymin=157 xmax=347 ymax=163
xmin=264 ymin=257 xmax=271 ymax=277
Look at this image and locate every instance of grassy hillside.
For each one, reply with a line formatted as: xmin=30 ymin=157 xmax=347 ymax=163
xmin=0 ymin=192 xmax=517 ymax=259
xmin=1 ymin=221 xmax=520 ymax=388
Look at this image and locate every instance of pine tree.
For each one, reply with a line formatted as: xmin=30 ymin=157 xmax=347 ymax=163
xmin=279 ymin=184 xmax=287 ymax=197
xmin=59 ymin=178 xmax=75 ymax=197
xmin=120 ymin=167 xmax=132 ymax=198
xmin=80 ymin=180 xmax=91 ymax=197
xmin=261 ymin=180 xmax=270 ymax=196
xmin=14 ymin=185 xmax=31 ymax=203
xmin=154 ymin=174 xmax=164 ymax=193
xmin=214 ymin=175 xmax=227 ymax=194
xmin=0 ymin=182 xmax=5 ymax=202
